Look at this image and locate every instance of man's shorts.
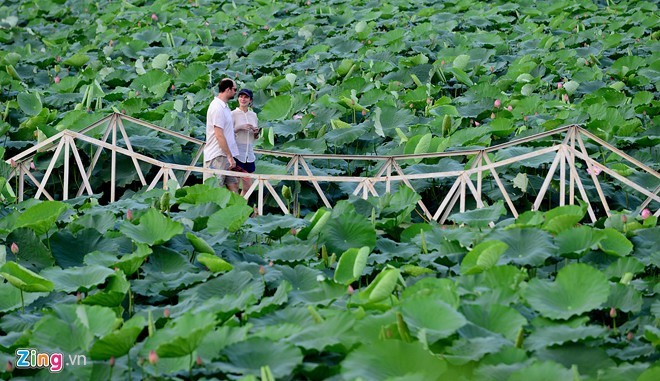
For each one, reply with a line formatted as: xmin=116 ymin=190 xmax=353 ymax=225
xmin=206 ymin=156 xmax=238 ymax=185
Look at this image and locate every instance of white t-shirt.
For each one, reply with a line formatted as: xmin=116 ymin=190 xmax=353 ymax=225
xmin=204 ymin=97 xmax=238 ymax=162
xmin=232 ymin=108 xmax=259 ymax=163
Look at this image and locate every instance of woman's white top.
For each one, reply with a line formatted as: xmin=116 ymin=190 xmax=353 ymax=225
xmin=231 ymin=108 xmax=259 ymax=163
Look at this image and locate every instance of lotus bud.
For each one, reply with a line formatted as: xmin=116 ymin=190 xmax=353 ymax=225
xmin=269 ymin=260 xmax=274 ymax=266
xmin=164 ymin=307 xmax=170 ymax=318
xmin=347 ymin=285 xmax=354 ymax=295
xmin=609 ymin=307 xmax=617 ymax=318
xmin=626 ymin=332 xmax=634 ymax=341
xmin=171 ymin=84 xmax=175 ymax=91
xmin=409 ymin=103 xmax=413 ymax=108
xmin=259 ymin=266 xmax=265 ymax=275
xmin=523 ymin=115 xmax=529 ymax=122
xmin=307 ymin=0 xmax=311 ymax=5
xmin=76 ymin=292 xmax=82 ymax=302
xmin=474 ymin=121 xmax=480 ymax=126
xmin=30 ymin=161 xmax=36 ymax=170
xmin=557 ymin=82 xmax=563 ymax=89
xmin=10 ymin=242 xmax=18 ymax=255
xmin=563 ymin=94 xmax=569 ymax=102
xmin=491 ymin=112 xmax=496 ymax=119
xmin=196 ymin=356 xmax=203 ymax=366
xmin=151 ymin=13 xmax=158 ymax=21
xmin=441 ymin=60 xmax=445 ymax=65
xmin=148 ymin=350 xmax=158 ymax=365
xmin=494 ymin=99 xmax=501 ymax=108
xmin=6 ymin=361 xmax=13 ymax=373
xmin=507 ymin=105 xmax=513 ymax=111
xmin=641 ymin=208 xmax=651 ymax=219
xmin=426 ymin=97 xmax=432 ymax=104
xmin=109 ymin=357 xmax=115 ymax=367
xmin=126 ymin=209 xmax=133 ymax=220
xmin=54 ymin=76 xmax=60 ymax=84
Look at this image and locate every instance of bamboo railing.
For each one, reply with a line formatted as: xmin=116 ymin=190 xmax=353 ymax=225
xmin=5 ymin=113 xmax=659 ymax=221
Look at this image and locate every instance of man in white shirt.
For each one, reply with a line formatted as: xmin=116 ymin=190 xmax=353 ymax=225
xmin=204 ymin=78 xmax=239 ymax=193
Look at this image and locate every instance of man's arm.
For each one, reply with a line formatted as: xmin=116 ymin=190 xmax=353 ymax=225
xmin=213 ymin=126 xmax=236 ymax=168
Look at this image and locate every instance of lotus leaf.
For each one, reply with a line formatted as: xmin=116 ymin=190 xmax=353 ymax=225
xmin=41 ymin=265 xmax=115 ymax=293
xmin=524 ymin=263 xmax=609 ymax=320
xmin=334 ymin=246 xmax=369 ymax=285
xmin=13 ymin=200 xmax=68 ymax=236
xmin=0 ymin=261 xmax=54 ymax=292
xmin=119 ymin=208 xmax=183 ymax=245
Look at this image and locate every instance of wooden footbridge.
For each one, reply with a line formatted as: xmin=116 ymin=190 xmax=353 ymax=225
xmin=4 ymin=113 xmax=659 ymax=222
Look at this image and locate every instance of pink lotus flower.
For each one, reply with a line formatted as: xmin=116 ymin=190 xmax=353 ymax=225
xmin=587 ymin=166 xmax=602 ymax=176
xmin=148 ymin=350 xmax=159 ymax=365
xmin=494 ymin=99 xmax=501 ymax=108
xmin=10 ymin=242 xmax=18 ymax=255
xmin=507 ymin=105 xmax=513 ymax=112
xmin=151 ymin=13 xmax=158 ymax=21
xmin=54 ymin=76 xmax=60 ymax=84
xmin=641 ymin=208 xmax=651 ymax=219
xmin=474 ymin=121 xmax=480 ymax=126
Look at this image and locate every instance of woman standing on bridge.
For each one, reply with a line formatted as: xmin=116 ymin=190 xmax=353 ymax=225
xmin=232 ymin=88 xmax=259 ymax=195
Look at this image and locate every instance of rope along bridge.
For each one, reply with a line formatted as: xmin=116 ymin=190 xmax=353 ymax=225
xmin=4 ymin=113 xmax=659 ymax=222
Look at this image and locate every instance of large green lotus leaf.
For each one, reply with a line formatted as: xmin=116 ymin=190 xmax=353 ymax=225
xmin=448 ymin=200 xmax=507 ymax=228
xmin=606 ymin=283 xmax=642 ymax=313
xmin=555 ymin=226 xmax=606 ymax=257
xmin=206 ymin=204 xmax=254 ymax=234
xmin=130 ymin=69 xmax=171 ymax=99
xmin=598 ymin=228 xmax=633 ymax=257
xmin=636 ymin=366 xmax=660 ymax=381
xmin=266 ymin=243 xmax=316 ymax=262
xmin=114 ymin=242 xmax=152 ymax=275
xmin=260 ymin=95 xmax=292 ymax=121
xmin=89 ymin=315 xmax=145 ymax=360
xmin=196 ymin=325 xmax=250 ymax=362
xmin=444 ymin=336 xmax=509 ymax=365
xmin=13 ymin=200 xmax=68 ymax=236
xmin=219 ymin=337 xmax=303 ymax=378
xmin=277 ymin=309 xmax=354 ymax=351
xmin=244 ymin=214 xmax=308 ymax=240
xmin=535 ymin=343 xmax=616 ymax=377
xmin=526 ymin=324 xmax=606 ymax=351
xmin=68 ymin=211 xmax=116 ymax=235
xmin=0 ymin=261 xmax=54 ymax=292
xmin=0 ymin=282 xmax=48 ymax=312
xmin=461 ymin=303 xmax=527 ymax=342
xmin=524 ymin=263 xmax=609 ymax=320
xmin=119 ymin=209 xmax=183 ymax=245
xmin=41 ymin=265 xmax=115 ymax=293
xmin=174 ymin=62 xmax=209 ymax=85
xmin=401 ymin=296 xmax=466 ymax=342
xmin=631 ymin=227 xmax=660 ymax=267
xmin=51 ymin=228 xmax=132 ymax=268
xmin=541 ymin=204 xmax=586 ymax=235
xmin=460 ymin=240 xmax=508 ymax=275
xmin=143 ymin=311 xmax=216 ymax=358
xmin=341 ymin=340 xmax=446 ymax=381
xmin=197 ymin=252 xmax=233 ymax=273
xmin=245 ymin=280 xmax=291 ymax=318
xmin=401 ymin=278 xmax=460 ymax=309
xmin=319 ymin=210 xmax=377 ymax=255
xmin=6 ymin=228 xmax=54 ymax=272
xmin=175 ymin=183 xmax=232 ymax=207
xmin=82 ymin=271 xmax=130 ymax=307
xmin=17 ymin=92 xmax=42 ymax=116
xmin=508 ymin=361 xmax=573 ymax=381
xmin=325 ymin=125 xmax=368 ymax=147
xmin=489 ymin=227 xmax=555 ymax=267
xmin=334 ymin=246 xmax=369 ymax=285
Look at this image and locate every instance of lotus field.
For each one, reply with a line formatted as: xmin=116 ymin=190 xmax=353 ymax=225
xmin=0 ymin=0 xmax=659 ymax=380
